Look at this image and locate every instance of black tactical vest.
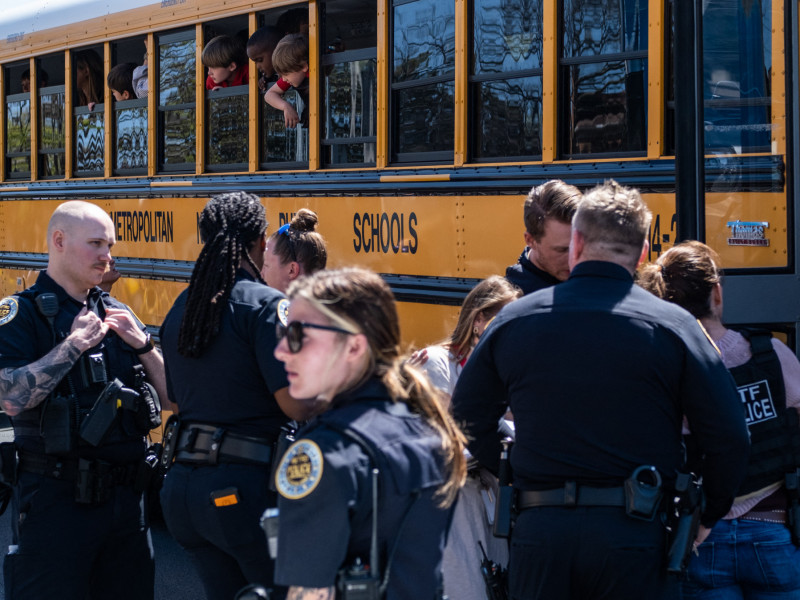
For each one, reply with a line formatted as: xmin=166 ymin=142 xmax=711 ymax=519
xmin=729 ymin=329 xmax=800 ymax=496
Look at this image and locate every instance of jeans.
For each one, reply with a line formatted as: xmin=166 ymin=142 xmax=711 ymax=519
xmin=681 ymin=518 xmax=800 ymax=599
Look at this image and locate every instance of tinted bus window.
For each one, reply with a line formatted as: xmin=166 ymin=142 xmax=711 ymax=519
xmin=158 ymin=30 xmax=196 ymax=171
xmin=111 ymin=39 xmax=148 ymax=174
xmin=560 ymin=0 xmax=647 ymax=157
xmin=6 ymin=93 xmax=31 ymax=179
xmin=703 ymin=0 xmax=771 ymax=153
xmin=38 ymin=55 xmax=65 ymax=178
xmin=391 ymin=0 xmax=455 ymax=162
xmin=73 ymin=48 xmax=104 ymax=176
xmin=471 ymin=0 xmax=543 ymax=161
xmin=320 ymin=0 xmax=377 ymax=166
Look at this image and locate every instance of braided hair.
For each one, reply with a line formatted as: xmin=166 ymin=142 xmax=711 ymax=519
xmin=177 ymin=192 xmax=267 ymax=357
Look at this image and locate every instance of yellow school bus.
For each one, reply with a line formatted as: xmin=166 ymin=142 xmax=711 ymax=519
xmin=0 ymin=0 xmax=796 ymax=349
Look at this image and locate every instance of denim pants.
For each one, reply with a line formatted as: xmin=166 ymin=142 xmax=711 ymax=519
xmin=681 ymin=518 xmax=800 ymax=599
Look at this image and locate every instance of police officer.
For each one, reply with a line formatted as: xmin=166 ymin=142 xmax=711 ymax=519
xmin=271 ymin=268 xmax=467 ymax=599
xmin=505 ymin=179 xmax=582 ymax=294
xmin=159 ymin=192 xmax=312 ymax=600
xmin=640 ymin=241 xmax=800 ymax=598
xmin=452 ymin=181 xmax=750 ymax=600
xmin=0 ymin=200 xmax=167 ymax=599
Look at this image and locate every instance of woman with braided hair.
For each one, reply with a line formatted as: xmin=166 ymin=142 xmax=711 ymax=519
xmin=261 ymin=207 xmax=327 ymax=293
xmin=159 ymin=192 xmax=304 ymax=600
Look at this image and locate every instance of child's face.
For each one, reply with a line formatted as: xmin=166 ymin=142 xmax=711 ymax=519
xmin=280 ymin=64 xmax=308 ymax=88
xmin=111 ymin=89 xmax=130 ymax=102
xmin=208 ymin=63 xmax=237 ymax=85
xmin=247 ymin=46 xmax=275 ymax=79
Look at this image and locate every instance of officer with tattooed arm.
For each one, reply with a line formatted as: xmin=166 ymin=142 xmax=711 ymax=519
xmin=0 ymin=200 xmax=168 ymax=599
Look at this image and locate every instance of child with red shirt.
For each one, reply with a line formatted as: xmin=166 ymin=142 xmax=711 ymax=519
xmin=264 ymin=34 xmax=309 ymax=128
xmin=202 ymin=35 xmax=249 ymax=91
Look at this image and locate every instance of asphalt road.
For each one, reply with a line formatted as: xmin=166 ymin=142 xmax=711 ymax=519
xmin=0 ymin=426 xmax=207 ymax=599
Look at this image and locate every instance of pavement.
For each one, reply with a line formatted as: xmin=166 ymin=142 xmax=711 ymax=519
xmin=0 ymin=425 xmax=207 ymax=599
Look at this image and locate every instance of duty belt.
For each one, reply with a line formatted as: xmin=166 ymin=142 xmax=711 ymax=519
xmin=18 ymin=452 xmax=137 ymax=486
xmin=175 ymin=423 xmax=273 ymax=466
xmin=517 ymin=483 xmax=626 ymax=509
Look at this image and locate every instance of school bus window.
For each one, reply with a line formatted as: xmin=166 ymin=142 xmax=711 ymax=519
xmin=5 ymin=63 xmax=32 ymax=179
xmin=38 ymin=55 xmax=65 ymax=179
xmin=111 ymin=38 xmax=148 ymax=175
xmin=559 ymin=0 xmax=647 ymax=158
xmin=73 ymin=47 xmax=105 ymax=177
xmin=320 ymin=0 xmax=377 ymax=167
xmin=257 ymin=5 xmax=309 ymax=170
xmin=203 ymin=19 xmax=249 ymax=172
xmin=664 ymin=0 xmax=774 ymax=156
xmin=470 ymin=0 xmax=543 ymax=161
xmin=158 ymin=30 xmax=196 ymax=172
xmin=391 ymin=0 xmax=455 ymax=163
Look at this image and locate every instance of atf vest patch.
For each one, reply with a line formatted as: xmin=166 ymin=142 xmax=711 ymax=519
xmin=738 ymin=379 xmax=777 ymax=426
xmin=276 ymin=439 xmax=324 ymax=500
xmin=0 ymin=297 xmax=19 ymax=326
xmin=277 ymin=299 xmax=290 ymax=327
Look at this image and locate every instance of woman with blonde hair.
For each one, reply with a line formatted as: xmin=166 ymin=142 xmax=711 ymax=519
xmin=272 ymin=267 xmax=467 ymax=599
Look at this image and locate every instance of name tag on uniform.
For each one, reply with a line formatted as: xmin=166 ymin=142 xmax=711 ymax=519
xmin=737 ymin=379 xmax=777 ymax=426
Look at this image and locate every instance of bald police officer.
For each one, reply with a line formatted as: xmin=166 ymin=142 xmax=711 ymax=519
xmin=0 ymin=201 xmax=167 ymax=599
xmin=453 ymin=181 xmax=750 ymax=600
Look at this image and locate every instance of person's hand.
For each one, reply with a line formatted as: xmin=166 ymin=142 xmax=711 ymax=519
xmin=210 ymin=85 xmax=222 ymax=91
xmin=407 ymin=348 xmax=429 ymax=367
xmin=104 ymin=308 xmax=148 ymax=350
xmin=693 ymin=524 xmax=712 ymax=549
xmin=68 ymin=307 xmax=108 ymax=352
xmin=283 ymin=106 xmax=300 ymax=128
xmin=87 ymin=101 xmax=96 ymax=111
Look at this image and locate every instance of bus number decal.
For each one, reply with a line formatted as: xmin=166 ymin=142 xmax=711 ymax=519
xmin=353 ymin=212 xmax=418 ymax=254
xmin=110 ymin=210 xmax=174 ymax=243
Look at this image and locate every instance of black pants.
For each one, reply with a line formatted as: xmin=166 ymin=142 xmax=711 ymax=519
xmin=3 ymin=470 xmax=154 ymax=600
xmin=510 ymin=505 xmax=678 ymax=600
xmin=160 ymin=461 xmax=285 ymax=600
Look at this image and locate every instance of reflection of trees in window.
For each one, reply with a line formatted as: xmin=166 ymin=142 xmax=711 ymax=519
xmin=40 ymin=91 xmax=65 ymax=177
xmin=260 ymin=90 xmax=307 ymax=166
xmin=471 ymin=0 xmax=542 ymax=160
xmin=116 ymin=105 xmax=147 ymax=171
xmin=392 ymin=0 xmax=455 ymax=161
xmin=6 ymin=98 xmax=31 ymax=175
xmin=701 ymin=0 xmax=771 ymax=152
xmin=560 ymin=0 xmax=647 ymax=157
xmin=158 ymin=32 xmax=196 ymax=171
xmin=75 ymin=111 xmax=104 ymax=173
xmin=207 ymin=93 xmax=248 ymax=168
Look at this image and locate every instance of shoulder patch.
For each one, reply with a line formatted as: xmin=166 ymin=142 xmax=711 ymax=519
xmin=277 ymin=299 xmax=290 ymax=327
xmin=276 ymin=439 xmax=324 ymax=500
xmin=0 ymin=297 xmax=19 ymax=326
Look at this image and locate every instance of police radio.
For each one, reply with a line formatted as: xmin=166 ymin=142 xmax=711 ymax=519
xmin=337 ymin=467 xmax=381 ymax=600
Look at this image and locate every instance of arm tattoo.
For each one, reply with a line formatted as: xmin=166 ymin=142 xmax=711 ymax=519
xmin=0 ymin=339 xmax=83 ymax=416
xmin=287 ymin=587 xmax=335 ymax=600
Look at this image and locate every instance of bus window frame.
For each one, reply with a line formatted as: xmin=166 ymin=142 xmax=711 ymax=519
xmin=320 ymin=47 xmax=378 ymax=168
xmin=5 ymin=91 xmax=32 ymax=180
xmin=389 ymin=0 xmax=456 ymax=165
xmin=205 ymin=84 xmax=249 ymax=173
xmin=467 ymin=0 xmax=545 ymax=163
xmin=112 ymin=96 xmax=148 ymax=176
xmin=156 ymin=28 xmax=197 ymax=174
xmin=37 ymin=83 xmax=67 ymax=180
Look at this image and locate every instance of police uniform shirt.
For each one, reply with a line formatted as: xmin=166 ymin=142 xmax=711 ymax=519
xmin=452 ymin=260 xmax=750 ymax=526
xmin=159 ymin=269 xmax=289 ymax=439
xmin=274 ymin=379 xmax=451 ymax=597
xmin=0 ymin=271 xmax=148 ymax=463
xmin=504 ymin=247 xmax=560 ymax=295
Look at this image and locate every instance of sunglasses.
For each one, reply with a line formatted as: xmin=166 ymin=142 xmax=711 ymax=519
xmin=276 ymin=321 xmax=355 ymax=353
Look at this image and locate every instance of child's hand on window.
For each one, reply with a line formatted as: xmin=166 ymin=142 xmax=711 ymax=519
xmin=283 ymin=105 xmax=300 ymax=128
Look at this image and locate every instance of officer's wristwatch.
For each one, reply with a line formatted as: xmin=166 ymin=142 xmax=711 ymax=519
xmin=133 ymin=332 xmax=155 ymax=355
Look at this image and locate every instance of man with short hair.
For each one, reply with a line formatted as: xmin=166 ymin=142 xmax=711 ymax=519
xmin=0 ymin=200 xmax=167 ymax=599
xmin=453 ymin=181 xmax=750 ymax=600
xmin=505 ymin=179 xmax=582 ymax=294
